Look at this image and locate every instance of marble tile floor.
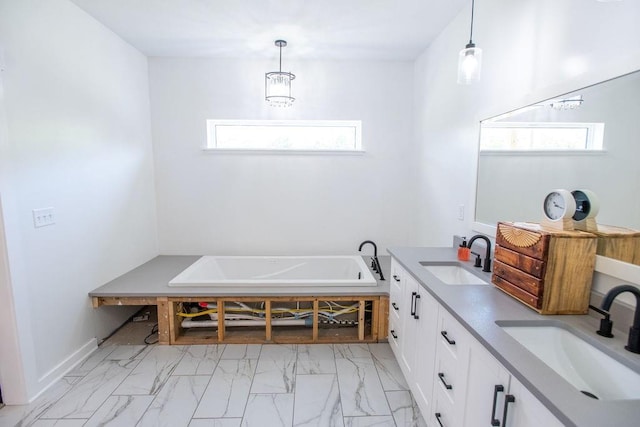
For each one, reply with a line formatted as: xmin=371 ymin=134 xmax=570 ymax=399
xmin=0 ymin=343 xmax=427 ymax=427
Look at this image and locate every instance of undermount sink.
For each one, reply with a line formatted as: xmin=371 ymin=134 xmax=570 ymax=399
xmin=420 ymin=262 xmax=489 ymax=285
xmin=498 ymin=321 xmax=640 ymax=401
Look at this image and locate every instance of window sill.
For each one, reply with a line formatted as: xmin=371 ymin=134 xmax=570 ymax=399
xmin=202 ymin=148 xmax=366 ymax=155
xmin=479 ymin=149 xmax=607 ymax=156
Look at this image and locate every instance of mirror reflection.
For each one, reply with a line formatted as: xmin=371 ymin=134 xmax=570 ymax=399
xmin=475 ymin=70 xmax=640 ymax=235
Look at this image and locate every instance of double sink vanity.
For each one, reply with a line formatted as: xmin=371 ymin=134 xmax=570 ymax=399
xmin=387 ymin=246 xmax=640 ymax=427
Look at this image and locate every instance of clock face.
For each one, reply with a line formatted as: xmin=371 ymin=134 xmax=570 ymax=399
xmin=572 ymin=190 xmax=590 ymax=221
xmin=543 ymin=190 xmax=576 ymax=221
xmin=571 ymin=189 xmax=600 ymax=221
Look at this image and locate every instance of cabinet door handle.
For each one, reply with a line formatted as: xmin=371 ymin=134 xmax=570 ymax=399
xmin=392 ymin=302 xmax=399 ymax=311
xmin=390 ymin=330 xmax=398 ymax=339
xmin=393 ymin=275 xmax=400 ymax=282
xmin=410 ymin=292 xmax=417 ymax=316
xmin=435 ymin=412 xmax=445 ymax=427
xmin=440 ymin=330 xmax=456 ymax=345
xmin=491 ymin=384 xmax=505 ymax=426
xmin=502 ymin=394 xmax=516 ymax=427
xmin=413 ymin=294 xmax=421 ymax=319
xmin=438 ymin=372 xmax=453 ymax=390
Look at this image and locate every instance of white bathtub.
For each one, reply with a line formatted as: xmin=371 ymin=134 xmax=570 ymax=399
xmin=168 ymin=255 xmax=378 ymax=287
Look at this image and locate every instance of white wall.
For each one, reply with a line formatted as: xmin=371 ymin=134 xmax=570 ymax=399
xmin=413 ymin=0 xmax=640 ymax=301
xmin=150 ymin=58 xmax=419 ymax=255
xmin=413 ymin=0 xmax=640 ymax=246
xmin=0 ymin=0 xmax=158 ymax=403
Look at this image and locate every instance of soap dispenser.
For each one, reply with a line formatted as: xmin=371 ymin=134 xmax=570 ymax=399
xmin=458 ymin=238 xmax=470 ymax=261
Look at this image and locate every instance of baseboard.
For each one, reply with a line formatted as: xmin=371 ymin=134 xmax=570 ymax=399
xmin=29 ymin=338 xmax=98 ymax=403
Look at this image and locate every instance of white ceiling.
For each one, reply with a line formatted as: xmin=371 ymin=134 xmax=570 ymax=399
xmin=69 ymin=0 xmax=469 ymax=60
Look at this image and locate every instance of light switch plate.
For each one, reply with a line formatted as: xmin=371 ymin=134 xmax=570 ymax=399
xmin=32 ymin=207 xmax=55 ymax=228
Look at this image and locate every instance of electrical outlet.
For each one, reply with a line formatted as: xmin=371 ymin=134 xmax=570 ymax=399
xmin=32 ymin=207 xmax=55 ymax=228
xmin=458 ymin=205 xmax=465 ymax=221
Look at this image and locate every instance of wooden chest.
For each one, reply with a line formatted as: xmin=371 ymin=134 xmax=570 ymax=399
xmin=590 ymin=224 xmax=640 ymax=266
xmin=492 ymin=222 xmax=597 ymax=314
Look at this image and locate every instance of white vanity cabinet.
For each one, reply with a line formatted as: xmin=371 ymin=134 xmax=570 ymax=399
xmin=389 ymin=257 xmax=564 ymax=427
xmin=388 ymin=259 xmax=439 ymax=419
xmin=462 ymin=340 xmax=564 ymax=427
xmin=460 ymin=338 xmax=510 ymax=427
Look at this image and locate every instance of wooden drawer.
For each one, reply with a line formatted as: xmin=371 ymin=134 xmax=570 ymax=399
xmin=494 ymin=245 xmax=546 ymax=279
xmin=492 ymin=260 xmax=543 ymax=297
xmin=496 ymin=222 xmax=550 ymax=260
xmin=492 ymin=275 xmax=540 ymax=309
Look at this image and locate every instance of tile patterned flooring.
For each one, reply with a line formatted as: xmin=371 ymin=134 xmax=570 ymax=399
xmin=0 ymin=343 xmax=427 ymax=427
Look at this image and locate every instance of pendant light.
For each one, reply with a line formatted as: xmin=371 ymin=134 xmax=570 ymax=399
xmin=265 ymin=40 xmax=295 ymax=107
xmin=457 ymin=0 xmax=482 ymax=85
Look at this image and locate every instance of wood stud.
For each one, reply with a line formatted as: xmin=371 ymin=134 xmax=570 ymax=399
xmin=93 ymin=294 xmax=387 ymax=345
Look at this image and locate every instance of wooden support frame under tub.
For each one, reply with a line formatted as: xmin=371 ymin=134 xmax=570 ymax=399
xmin=92 ymin=294 xmax=389 ymax=345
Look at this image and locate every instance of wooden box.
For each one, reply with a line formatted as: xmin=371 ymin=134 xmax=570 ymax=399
xmin=492 ymin=222 xmax=597 ymax=314
xmin=589 ymin=224 xmax=640 ymax=266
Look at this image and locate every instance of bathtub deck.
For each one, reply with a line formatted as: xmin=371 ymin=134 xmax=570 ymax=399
xmin=90 ymin=255 xmax=390 ymax=345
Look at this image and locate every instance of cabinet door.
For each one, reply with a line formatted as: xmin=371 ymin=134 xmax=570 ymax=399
xmin=412 ymin=287 xmax=439 ymax=418
xmin=462 ymin=341 xmax=511 ymax=427
xmin=399 ymin=274 xmax=420 ymax=374
xmin=503 ymin=377 xmax=564 ymax=427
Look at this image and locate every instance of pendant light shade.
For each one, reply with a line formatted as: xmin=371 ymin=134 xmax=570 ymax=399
xmin=457 ymin=0 xmax=482 ymax=85
xmin=265 ymin=40 xmax=295 ymax=107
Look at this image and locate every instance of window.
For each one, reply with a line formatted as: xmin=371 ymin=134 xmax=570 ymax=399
xmin=480 ymin=122 xmax=604 ymax=151
xmin=206 ymin=120 xmax=362 ymax=153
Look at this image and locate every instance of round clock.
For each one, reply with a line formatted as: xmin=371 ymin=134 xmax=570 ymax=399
xmin=572 ymin=189 xmax=600 ymax=221
xmin=543 ymin=189 xmax=576 ymax=222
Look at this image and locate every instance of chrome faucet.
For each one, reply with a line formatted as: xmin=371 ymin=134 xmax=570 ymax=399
xmin=600 ymin=284 xmax=640 ymax=354
xmin=467 ymin=234 xmax=492 ymax=272
xmin=358 ymin=240 xmax=385 ymax=281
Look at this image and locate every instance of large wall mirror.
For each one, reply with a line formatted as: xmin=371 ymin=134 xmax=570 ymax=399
xmin=475 ymin=69 xmax=640 ymax=264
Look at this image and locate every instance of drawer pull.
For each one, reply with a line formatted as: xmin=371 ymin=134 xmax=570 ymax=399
xmin=410 ymin=292 xmax=417 ymax=316
xmin=438 ymin=372 xmax=453 ymax=390
xmin=390 ymin=330 xmax=398 ymax=339
xmin=502 ymin=394 xmax=516 ymax=427
xmin=440 ymin=330 xmax=456 ymax=345
xmin=413 ymin=294 xmax=421 ymax=320
xmin=393 ymin=275 xmax=400 ymax=282
xmin=435 ymin=412 xmax=445 ymax=427
xmin=392 ymin=302 xmax=399 ymax=311
xmin=491 ymin=384 xmax=505 ymax=426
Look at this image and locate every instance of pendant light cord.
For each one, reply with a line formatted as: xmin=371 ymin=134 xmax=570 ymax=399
xmin=469 ymin=0 xmax=476 ymax=43
xmin=279 ymin=44 xmax=283 ymax=72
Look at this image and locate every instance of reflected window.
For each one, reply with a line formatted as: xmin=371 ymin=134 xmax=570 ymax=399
xmin=480 ymin=122 xmax=604 ymax=151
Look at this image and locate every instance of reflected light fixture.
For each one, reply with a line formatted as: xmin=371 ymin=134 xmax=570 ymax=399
xmin=265 ymin=40 xmax=295 ymax=107
xmin=457 ymin=0 xmax=482 ymax=85
xmin=549 ymin=95 xmax=584 ymax=110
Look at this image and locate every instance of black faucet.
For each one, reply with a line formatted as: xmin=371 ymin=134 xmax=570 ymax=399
xmin=467 ymin=234 xmax=492 ymax=272
xmin=358 ymin=240 xmax=385 ymax=281
xmin=600 ymin=284 xmax=640 ymax=354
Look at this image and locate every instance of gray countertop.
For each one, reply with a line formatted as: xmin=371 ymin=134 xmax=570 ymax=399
xmin=89 ymin=255 xmax=390 ymax=297
xmin=388 ymin=246 xmax=640 ymax=427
